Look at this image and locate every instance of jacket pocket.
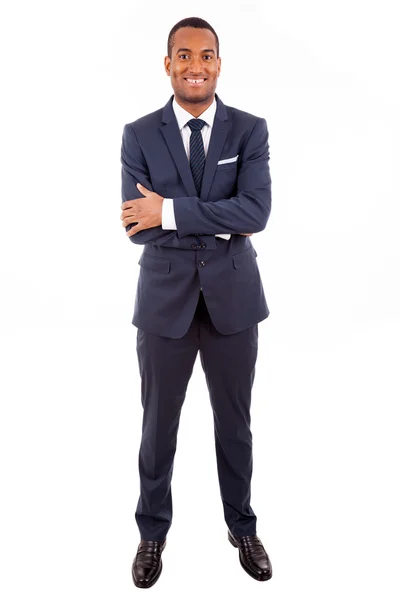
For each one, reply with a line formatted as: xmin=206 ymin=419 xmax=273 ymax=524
xmin=232 ymin=246 xmax=257 ymax=269
xmin=138 ymin=253 xmax=171 ymax=274
xmin=216 ymin=161 xmax=238 ymax=171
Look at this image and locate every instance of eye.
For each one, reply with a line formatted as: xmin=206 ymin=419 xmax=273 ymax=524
xmin=204 ymin=55 xmax=212 ymax=60
xmin=179 ymin=54 xmax=189 ymax=59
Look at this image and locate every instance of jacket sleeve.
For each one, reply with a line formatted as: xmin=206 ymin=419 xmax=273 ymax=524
xmin=121 ymin=123 xmax=211 ymax=248
xmin=172 ymin=117 xmax=272 ymax=236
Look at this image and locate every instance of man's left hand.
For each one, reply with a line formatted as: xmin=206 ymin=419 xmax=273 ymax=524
xmin=121 ymin=183 xmax=164 ymax=236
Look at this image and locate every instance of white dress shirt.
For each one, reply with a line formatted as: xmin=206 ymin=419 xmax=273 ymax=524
xmin=162 ymin=96 xmax=231 ymax=241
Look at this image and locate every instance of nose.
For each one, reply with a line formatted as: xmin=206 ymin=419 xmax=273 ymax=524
xmin=188 ymin=55 xmax=203 ymax=74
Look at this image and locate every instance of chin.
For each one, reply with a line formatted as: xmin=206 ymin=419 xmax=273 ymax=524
xmin=176 ymin=88 xmax=214 ymax=104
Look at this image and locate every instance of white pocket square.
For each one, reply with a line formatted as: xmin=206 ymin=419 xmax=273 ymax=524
xmin=217 ymin=154 xmax=239 ymax=165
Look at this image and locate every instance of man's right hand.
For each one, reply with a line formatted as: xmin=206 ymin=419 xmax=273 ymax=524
xmin=239 ymin=233 xmax=253 ymax=236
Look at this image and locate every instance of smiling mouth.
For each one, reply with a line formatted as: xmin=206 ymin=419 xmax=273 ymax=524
xmin=184 ymin=78 xmax=207 ymax=85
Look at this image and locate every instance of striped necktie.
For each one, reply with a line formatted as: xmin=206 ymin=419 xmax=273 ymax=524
xmin=187 ymin=118 xmax=207 ymax=196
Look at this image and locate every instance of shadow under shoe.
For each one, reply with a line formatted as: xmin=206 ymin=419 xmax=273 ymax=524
xmin=228 ymin=530 xmax=272 ymax=581
xmin=132 ymin=538 xmax=167 ymax=588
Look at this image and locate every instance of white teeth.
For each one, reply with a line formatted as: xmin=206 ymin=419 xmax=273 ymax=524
xmin=186 ymin=79 xmax=205 ymax=84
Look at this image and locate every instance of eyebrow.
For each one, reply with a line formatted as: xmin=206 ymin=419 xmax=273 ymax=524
xmin=176 ymin=48 xmax=215 ymax=54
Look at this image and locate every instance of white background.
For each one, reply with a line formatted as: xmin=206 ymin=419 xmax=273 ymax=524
xmin=1 ymin=0 xmax=399 ymax=597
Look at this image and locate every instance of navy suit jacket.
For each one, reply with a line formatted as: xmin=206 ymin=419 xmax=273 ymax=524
xmin=121 ymin=92 xmax=271 ymax=338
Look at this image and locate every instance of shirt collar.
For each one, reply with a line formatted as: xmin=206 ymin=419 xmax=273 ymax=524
xmin=172 ymin=95 xmax=217 ymax=130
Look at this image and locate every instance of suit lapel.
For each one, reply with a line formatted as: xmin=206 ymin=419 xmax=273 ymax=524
xmin=200 ymin=96 xmax=230 ymax=200
xmin=160 ymin=103 xmax=197 ymax=197
xmin=160 ymin=92 xmax=230 ymax=199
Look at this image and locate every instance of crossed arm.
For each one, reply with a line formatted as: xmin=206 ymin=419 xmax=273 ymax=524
xmin=120 ymin=117 xmax=271 ymax=246
xmin=120 ymin=124 xmax=197 ymax=249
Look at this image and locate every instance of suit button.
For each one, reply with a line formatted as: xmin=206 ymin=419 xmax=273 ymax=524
xmin=191 ymin=243 xmax=197 ymax=249
xmin=200 ymin=243 xmax=206 ymax=249
xmin=198 ymin=261 xmax=206 ymax=267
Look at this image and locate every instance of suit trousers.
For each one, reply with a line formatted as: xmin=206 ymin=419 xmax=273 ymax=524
xmin=134 ymin=290 xmax=259 ymax=541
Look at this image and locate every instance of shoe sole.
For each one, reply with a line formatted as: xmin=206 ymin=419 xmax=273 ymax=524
xmin=228 ymin=530 xmax=272 ymax=582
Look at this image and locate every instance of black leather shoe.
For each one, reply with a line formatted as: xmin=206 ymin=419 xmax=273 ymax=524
xmin=228 ymin=530 xmax=272 ymax=581
xmin=132 ymin=538 xmax=167 ymax=588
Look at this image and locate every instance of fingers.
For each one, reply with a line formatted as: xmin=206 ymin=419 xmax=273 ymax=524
xmin=120 ymin=199 xmax=140 ymax=223
xmin=121 ymin=210 xmax=132 ymax=222
xmin=120 ymin=200 xmax=135 ymax=209
xmin=126 ymin=223 xmax=141 ymax=236
xmin=121 ymin=215 xmax=138 ymax=227
xmin=137 ymin=183 xmax=148 ymax=194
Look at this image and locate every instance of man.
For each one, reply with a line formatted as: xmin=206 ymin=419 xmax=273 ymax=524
xmin=120 ymin=16 xmax=273 ymax=588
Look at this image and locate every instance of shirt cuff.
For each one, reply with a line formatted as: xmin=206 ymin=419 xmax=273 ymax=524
xmin=163 ymin=198 xmax=231 ymax=239
xmin=162 ymin=198 xmax=177 ymax=230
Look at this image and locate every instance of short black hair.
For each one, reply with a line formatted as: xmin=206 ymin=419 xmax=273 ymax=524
xmin=167 ymin=17 xmax=219 ymax=59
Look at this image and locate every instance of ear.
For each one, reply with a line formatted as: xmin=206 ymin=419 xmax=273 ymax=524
xmin=164 ymin=56 xmax=171 ymax=76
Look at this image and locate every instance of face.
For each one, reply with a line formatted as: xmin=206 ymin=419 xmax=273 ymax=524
xmin=164 ymin=27 xmax=221 ymax=108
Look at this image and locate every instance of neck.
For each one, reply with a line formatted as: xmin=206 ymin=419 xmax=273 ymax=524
xmin=174 ymin=95 xmax=214 ymax=118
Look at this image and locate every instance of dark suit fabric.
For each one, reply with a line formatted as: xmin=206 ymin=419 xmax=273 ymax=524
xmin=120 ymin=93 xmax=271 ymax=541
xmin=121 ymin=92 xmax=271 ymax=338
xmin=135 ymin=291 xmax=258 ymax=541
